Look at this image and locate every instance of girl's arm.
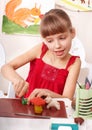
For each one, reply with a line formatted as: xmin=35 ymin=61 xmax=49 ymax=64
xmin=1 ymin=43 xmax=42 ymax=97
xmin=62 ymin=57 xmax=81 ymax=100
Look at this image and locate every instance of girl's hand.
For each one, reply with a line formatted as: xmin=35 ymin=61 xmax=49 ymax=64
xmin=12 ymin=79 xmax=29 ymax=97
xmin=27 ymin=88 xmax=51 ymax=104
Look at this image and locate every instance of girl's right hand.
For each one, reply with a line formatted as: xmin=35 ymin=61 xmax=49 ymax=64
xmin=12 ymin=79 xmax=29 ymax=97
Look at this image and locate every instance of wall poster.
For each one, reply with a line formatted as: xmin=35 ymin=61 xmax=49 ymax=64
xmin=2 ymin=0 xmax=55 ymax=35
xmin=56 ymin=0 xmax=92 ymax=12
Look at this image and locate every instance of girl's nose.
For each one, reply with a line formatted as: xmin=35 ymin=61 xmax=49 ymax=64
xmin=55 ymin=40 xmax=61 ymax=48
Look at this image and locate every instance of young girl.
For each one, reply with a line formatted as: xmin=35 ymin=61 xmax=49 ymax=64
xmin=1 ymin=9 xmax=81 ymax=102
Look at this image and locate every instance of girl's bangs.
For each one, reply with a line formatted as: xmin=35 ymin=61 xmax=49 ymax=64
xmin=40 ymin=17 xmax=68 ymax=38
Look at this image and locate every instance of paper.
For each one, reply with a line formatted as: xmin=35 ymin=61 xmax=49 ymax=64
xmin=56 ymin=0 xmax=92 ymax=11
xmin=2 ymin=0 xmax=55 ymax=35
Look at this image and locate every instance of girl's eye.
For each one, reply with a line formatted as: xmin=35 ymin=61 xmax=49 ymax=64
xmin=47 ymin=39 xmax=53 ymax=43
xmin=59 ymin=37 xmax=65 ymax=40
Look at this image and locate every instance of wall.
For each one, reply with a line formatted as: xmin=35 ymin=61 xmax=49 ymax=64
xmin=0 ymin=0 xmax=92 ymax=93
xmin=55 ymin=3 xmax=92 ymax=63
xmin=0 ymin=35 xmax=41 ymax=93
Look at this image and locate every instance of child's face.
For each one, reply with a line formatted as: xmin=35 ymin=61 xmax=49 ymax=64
xmin=43 ymin=30 xmax=75 ymax=58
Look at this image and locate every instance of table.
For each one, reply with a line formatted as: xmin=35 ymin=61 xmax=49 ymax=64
xmin=0 ymin=98 xmax=92 ymax=130
xmin=0 ymin=117 xmax=50 ymax=130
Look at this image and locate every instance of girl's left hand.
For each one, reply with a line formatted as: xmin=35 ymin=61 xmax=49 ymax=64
xmin=27 ymin=88 xmax=51 ymax=104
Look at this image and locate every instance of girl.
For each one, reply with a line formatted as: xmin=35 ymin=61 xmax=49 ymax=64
xmin=1 ymin=9 xmax=81 ymax=102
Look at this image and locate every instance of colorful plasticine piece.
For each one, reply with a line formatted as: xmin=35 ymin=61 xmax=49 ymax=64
xmin=30 ymin=97 xmax=46 ymax=114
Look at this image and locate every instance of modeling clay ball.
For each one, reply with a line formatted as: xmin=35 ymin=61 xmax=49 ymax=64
xmin=30 ymin=97 xmax=46 ymax=114
xmin=74 ymin=117 xmax=84 ymax=125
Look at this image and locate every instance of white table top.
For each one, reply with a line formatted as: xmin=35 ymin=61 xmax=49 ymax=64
xmin=0 ymin=98 xmax=92 ymax=130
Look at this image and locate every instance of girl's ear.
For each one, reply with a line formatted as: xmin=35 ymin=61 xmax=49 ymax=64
xmin=71 ymin=28 xmax=76 ymax=38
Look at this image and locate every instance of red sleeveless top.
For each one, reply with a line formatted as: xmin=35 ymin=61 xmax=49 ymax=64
xmin=24 ymin=44 xmax=79 ymax=98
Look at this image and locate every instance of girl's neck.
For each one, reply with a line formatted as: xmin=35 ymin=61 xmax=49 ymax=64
xmin=43 ymin=50 xmax=71 ymax=69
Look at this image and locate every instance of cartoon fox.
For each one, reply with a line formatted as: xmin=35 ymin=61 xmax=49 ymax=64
xmin=5 ymin=0 xmax=41 ymax=27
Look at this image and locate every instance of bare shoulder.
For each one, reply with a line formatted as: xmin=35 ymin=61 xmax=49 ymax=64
xmin=74 ymin=56 xmax=81 ymax=66
xmin=69 ymin=56 xmax=81 ymax=72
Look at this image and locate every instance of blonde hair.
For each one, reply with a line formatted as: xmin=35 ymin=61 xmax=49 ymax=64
xmin=40 ymin=9 xmax=73 ymax=38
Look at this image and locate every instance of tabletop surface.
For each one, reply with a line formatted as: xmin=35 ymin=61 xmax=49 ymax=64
xmin=0 ymin=98 xmax=67 ymax=118
xmin=0 ymin=98 xmax=92 ymax=130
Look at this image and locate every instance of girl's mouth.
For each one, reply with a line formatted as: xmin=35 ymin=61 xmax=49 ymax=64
xmin=55 ymin=50 xmax=65 ymax=56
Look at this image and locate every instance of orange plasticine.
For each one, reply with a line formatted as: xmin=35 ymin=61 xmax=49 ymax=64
xmin=30 ymin=97 xmax=46 ymax=106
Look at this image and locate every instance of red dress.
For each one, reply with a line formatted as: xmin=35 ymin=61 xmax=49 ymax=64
xmin=24 ymin=44 xmax=79 ymax=98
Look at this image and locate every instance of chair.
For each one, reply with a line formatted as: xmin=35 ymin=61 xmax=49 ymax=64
xmin=0 ymin=43 xmax=6 ymax=98
xmin=0 ymin=43 xmax=5 ymax=68
xmin=70 ymin=37 xmax=92 ymax=84
xmin=0 ymin=42 xmax=16 ymax=98
xmin=7 ymin=82 xmax=15 ymax=98
xmin=7 ymin=37 xmax=92 ymax=98
xmin=69 ymin=37 xmax=86 ymax=68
